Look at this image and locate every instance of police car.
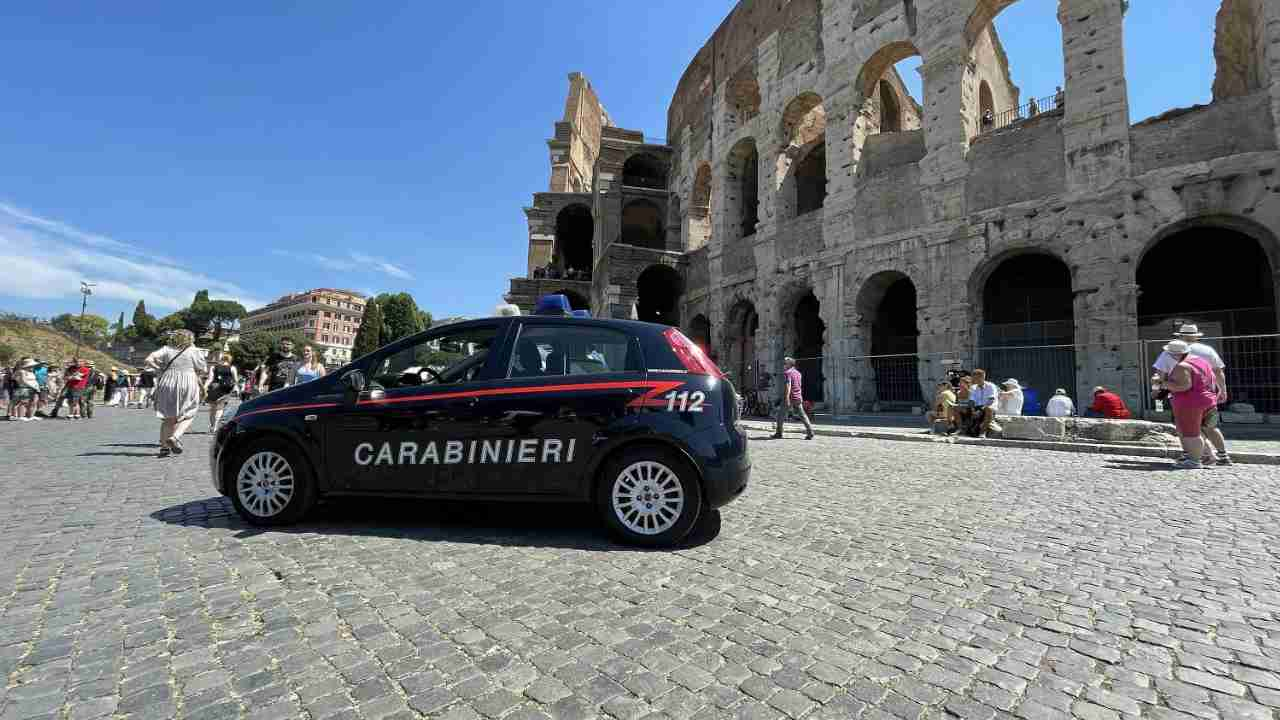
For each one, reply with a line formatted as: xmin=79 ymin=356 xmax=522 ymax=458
xmin=210 ymin=295 xmax=750 ymax=546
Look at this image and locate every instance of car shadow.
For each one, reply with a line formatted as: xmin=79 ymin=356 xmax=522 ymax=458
xmin=148 ymin=496 xmax=722 ymax=552
xmin=1103 ymin=459 xmax=1177 ymax=472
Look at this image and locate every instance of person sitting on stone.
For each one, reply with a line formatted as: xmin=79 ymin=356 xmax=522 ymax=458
xmin=968 ymin=369 xmax=1000 ymax=438
xmin=1045 ymin=388 xmax=1076 ymax=417
xmin=1086 ymin=386 xmax=1132 ymax=419
xmin=996 ymin=378 xmax=1024 ymax=416
xmin=926 ymin=381 xmax=956 ymax=433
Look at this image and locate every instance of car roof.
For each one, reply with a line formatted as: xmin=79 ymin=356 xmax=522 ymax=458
xmin=435 ymin=315 xmax=673 ymax=336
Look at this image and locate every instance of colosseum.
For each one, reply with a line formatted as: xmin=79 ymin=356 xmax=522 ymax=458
xmin=508 ymin=0 xmax=1279 ymax=416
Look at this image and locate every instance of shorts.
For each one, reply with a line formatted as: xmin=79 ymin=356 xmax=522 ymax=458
xmin=11 ymin=388 xmax=34 ymax=402
xmin=1201 ymin=406 xmax=1220 ymax=430
xmin=1174 ymin=405 xmax=1210 ymax=438
xmin=66 ymin=388 xmax=84 ymax=401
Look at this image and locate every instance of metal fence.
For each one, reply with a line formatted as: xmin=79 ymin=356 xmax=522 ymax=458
xmin=769 ymin=332 xmax=1279 ymax=416
xmin=981 ymin=92 xmax=1063 ymax=134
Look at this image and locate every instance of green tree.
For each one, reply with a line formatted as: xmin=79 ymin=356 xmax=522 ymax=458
xmin=204 ymin=300 xmax=246 ymax=339
xmin=156 ymin=311 xmax=188 ymax=335
xmin=377 ymin=292 xmax=425 ymax=344
xmin=351 ymin=299 xmax=384 ymax=358
xmin=131 ymin=300 xmax=157 ymax=340
xmin=51 ymin=313 xmax=112 ymax=346
xmin=228 ymin=330 xmax=308 ymax=373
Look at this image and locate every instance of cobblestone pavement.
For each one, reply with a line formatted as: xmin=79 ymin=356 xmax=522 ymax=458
xmin=3 ymin=407 xmax=1280 ymax=720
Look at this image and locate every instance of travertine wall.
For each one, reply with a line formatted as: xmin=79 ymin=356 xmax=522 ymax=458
xmin=510 ymin=0 xmax=1280 ymax=414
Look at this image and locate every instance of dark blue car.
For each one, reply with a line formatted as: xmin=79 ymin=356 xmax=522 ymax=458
xmin=211 ymin=312 xmax=749 ymax=547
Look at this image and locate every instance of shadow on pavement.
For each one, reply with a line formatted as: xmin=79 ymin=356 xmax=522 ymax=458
xmin=1103 ymin=459 xmax=1177 ymax=472
xmin=149 ymin=495 xmax=722 ymax=552
xmin=100 ymin=443 xmax=159 ymax=448
xmin=80 ymin=451 xmax=159 ymax=458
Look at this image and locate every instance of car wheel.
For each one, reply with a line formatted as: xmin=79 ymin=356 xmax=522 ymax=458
xmin=229 ymin=438 xmax=316 ymax=526
xmin=597 ymin=446 xmax=702 ymax=547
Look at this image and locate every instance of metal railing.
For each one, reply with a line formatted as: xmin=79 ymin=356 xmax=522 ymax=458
xmin=981 ymin=92 xmax=1064 ymax=134
xmin=1139 ymin=333 xmax=1280 ymax=414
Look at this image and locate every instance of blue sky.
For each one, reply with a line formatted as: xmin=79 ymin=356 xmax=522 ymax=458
xmin=0 ymin=1 xmax=1218 ymax=326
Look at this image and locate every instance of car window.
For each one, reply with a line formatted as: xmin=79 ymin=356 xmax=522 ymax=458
xmin=370 ymin=325 xmax=499 ymax=389
xmin=508 ymin=325 xmax=638 ymax=378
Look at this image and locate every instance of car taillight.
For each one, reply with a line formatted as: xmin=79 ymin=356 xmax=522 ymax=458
xmin=662 ymin=328 xmax=726 ymax=378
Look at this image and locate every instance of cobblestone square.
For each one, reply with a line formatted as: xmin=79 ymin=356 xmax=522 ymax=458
xmin=3 ymin=407 xmax=1279 ymax=719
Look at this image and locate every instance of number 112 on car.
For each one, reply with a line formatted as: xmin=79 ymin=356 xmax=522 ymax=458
xmin=664 ymin=390 xmax=706 ymax=412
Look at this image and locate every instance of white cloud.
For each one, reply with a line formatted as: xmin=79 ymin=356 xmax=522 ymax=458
xmin=0 ymin=202 xmax=266 ymax=312
xmin=274 ymin=248 xmax=413 ymax=280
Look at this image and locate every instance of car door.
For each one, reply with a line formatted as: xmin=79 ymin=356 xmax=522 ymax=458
xmin=321 ymin=320 xmax=512 ymax=495
xmin=471 ymin=320 xmax=646 ymax=497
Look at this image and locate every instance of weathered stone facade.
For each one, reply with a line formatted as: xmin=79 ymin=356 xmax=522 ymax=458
xmin=513 ymin=0 xmax=1280 ymax=414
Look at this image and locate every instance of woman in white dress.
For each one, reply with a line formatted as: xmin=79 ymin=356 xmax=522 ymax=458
xmin=144 ymin=329 xmax=207 ymax=457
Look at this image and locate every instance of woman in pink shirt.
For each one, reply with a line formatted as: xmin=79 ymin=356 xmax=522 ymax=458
xmin=1162 ymin=340 xmax=1220 ymax=469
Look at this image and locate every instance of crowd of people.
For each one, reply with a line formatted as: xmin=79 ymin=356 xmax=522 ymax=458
xmin=3 ymin=333 xmax=330 ymax=458
xmin=530 ymin=263 xmax=591 ymax=281
xmin=919 ymin=323 xmax=1234 ymax=469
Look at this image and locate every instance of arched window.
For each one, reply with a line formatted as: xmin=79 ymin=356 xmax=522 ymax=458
xmin=622 ymin=154 xmax=667 ymax=190
xmin=879 ymin=79 xmax=901 ymax=133
xmin=794 ymin=143 xmax=827 ymax=215
xmin=689 ymin=163 xmax=713 ymax=250
xmin=620 ymin=200 xmax=664 ymax=250
xmin=636 ymin=265 xmax=683 ymax=326
xmin=977 ymin=253 xmax=1076 ymax=403
xmin=725 ymin=139 xmax=759 ymax=240
xmin=553 ymin=205 xmax=593 ymax=277
xmin=778 ymin=93 xmax=827 ymax=219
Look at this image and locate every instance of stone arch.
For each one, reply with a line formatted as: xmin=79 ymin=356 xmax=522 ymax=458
xmin=636 ymin=264 xmax=683 ymax=326
xmin=779 ymin=283 xmax=826 ymax=402
xmin=972 ymin=250 xmax=1077 ymax=410
xmin=776 ymin=93 xmax=827 ymax=220
xmin=725 ymin=138 xmax=760 ymax=239
xmin=553 ymin=288 xmax=590 ymax=312
xmin=850 ymin=42 xmax=924 ymax=177
xmin=553 ymin=204 xmax=593 ymax=277
xmin=854 ymin=271 xmax=923 ymax=404
xmin=688 ymin=162 xmax=712 ymax=250
xmin=724 ymin=297 xmax=760 ymax=394
xmin=964 ymin=0 xmax=1019 ymax=51
xmin=621 ymin=199 xmax=665 ymax=250
xmin=1136 ymin=214 xmax=1280 ymax=411
xmin=978 ymin=80 xmax=995 ymax=127
xmin=622 ymin=153 xmax=667 ymax=190
xmin=1213 ymin=0 xmax=1271 ymax=101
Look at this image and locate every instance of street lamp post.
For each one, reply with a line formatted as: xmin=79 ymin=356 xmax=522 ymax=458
xmin=73 ymin=281 xmax=95 ymax=362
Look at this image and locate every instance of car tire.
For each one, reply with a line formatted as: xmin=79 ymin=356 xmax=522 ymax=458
xmin=228 ymin=438 xmax=316 ymax=526
xmin=597 ymin=446 xmax=703 ymax=548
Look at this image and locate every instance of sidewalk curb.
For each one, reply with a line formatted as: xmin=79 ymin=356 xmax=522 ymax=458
xmin=741 ymin=421 xmax=1280 ymax=465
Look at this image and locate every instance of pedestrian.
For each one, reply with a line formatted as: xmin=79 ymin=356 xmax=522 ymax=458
xmin=1045 ymin=388 xmax=1075 ymax=417
xmin=258 ymin=338 xmax=299 ymax=394
xmin=1151 ymin=323 xmax=1231 ymax=465
xmin=996 ymin=378 xmax=1024 ymax=416
xmin=82 ymin=361 xmax=102 ymax=418
xmin=103 ymin=367 xmax=119 ymax=407
xmin=33 ymin=361 xmax=49 ymax=414
xmin=290 ymin=345 xmax=326 ymax=385
xmin=771 ymin=356 xmax=814 ymax=440
xmin=10 ymin=358 xmax=41 ymax=422
xmin=137 ymin=368 xmax=155 ymax=408
xmin=968 ymin=369 xmax=1000 ymax=437
xmin=0 ymin=365 xmax=11 ymax=418
xmin=41 ymin=363 xmax=63 ymax=417
xmin=203 ymin=352 xmax=239 ymax=433
xmin=1161 ymin=340 xmax=1221 ymax=470
xmin=144 ymin=329 xmax=207 ymax=457
xmin=1086 ymin=386 xmax=1131 ymax=419
xmin=60 ymin=360 xmax=90 ymax=419
xmin=1054 ymin=85 xmax=1065 ymax=110
xmin=494 ymin=292 xmax=522 ymax=317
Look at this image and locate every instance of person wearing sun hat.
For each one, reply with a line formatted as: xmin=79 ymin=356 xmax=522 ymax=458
xmin=1151 ymin=321 xmax=1231 ymax=465
xmin=996 ymin=378 xmax=1024 ymax=416
xmin=1161 ymin=339 xmax=1222 ymax=469
xmin=10 ymin=358 xmax=42 ymax=422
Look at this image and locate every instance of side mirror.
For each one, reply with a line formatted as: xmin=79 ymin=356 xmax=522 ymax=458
xmin=343 ymin=370 xmax=366 ymax=400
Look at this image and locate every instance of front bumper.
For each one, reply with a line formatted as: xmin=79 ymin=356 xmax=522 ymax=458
xmin=209 ymin=423 xmax=233 ymax=495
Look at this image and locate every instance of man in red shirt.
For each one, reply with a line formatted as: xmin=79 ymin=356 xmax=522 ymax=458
xmin=1088 ymin=386 xmax=1132 ymax=419
xmin=63 ymin=360 xmax=92 ymax=419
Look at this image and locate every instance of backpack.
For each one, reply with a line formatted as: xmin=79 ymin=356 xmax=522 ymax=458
xmin=92 ymin=372 xmax=105 ymax=389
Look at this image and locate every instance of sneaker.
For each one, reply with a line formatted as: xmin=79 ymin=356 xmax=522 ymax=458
xmin=29 ymin=416 xmax=41 ymax=421
xmin=805 ymin=433 xmax=814 ymax=440
xmin=1173 ymin=458 xmax=1203 ymax=470
xmin=158 ymin=446 xmax=171 ymax=458
xmin=170 ymin=438 xmax=184 ymax=455
xmin=17 ymin=417 xmax=30 ymax=422
xmin=1217 ymin=454 xmax=1233 ymax=466
xmin=769 ymin=433 xmax=783 ymax=439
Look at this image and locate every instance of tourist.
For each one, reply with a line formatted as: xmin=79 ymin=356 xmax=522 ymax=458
xmin=494 ymin=292 xmax=522 ymax=317
xmin=136 ymin=369 xmax=155 ymax=408
xmin=290 ymin=345 xmax=326 ymax=385
xmin=10 ymin=358 xmax=41 ymax=422
xmin=82 ymin=361 xmax=102 ymax=418
xmin=1151 ymin=322 xmax=1230 ymax=464
xmin=259 ymin=338 xmax=299 ymax=393
xmin=32 ymin=361 xmax=48 ymax=414
xmin=203 ymin=352 xmax=239 ymax=433
xmin=968 ymin=369 xmax=1000 ymax=438
xmin=42 ymin=363 xmax=63 ymax=417
xmin=981 ymin=108 xmax=994 ymax=129
xmin=145 ymin=329 xmax=207 ymax=457
xmin=0 ymin=365 xmax=11 ymax=418
xmin=1161 ymin=340 xmax=1220 ymax=470
xmin=771 ymin=356 xmax=814 ymax=440
xmin=1045 ymin=388 xmax=1075 ymax=417
xmin=996 ymin=378 xmax=1024 ymax=416
xmin=1054 ymin=86 xmax=1065 ymax=110
xmin=60 ymin=360 xmax=90 ymax=419
xmin=1086 ymin=386 xmax=1131 ymax=419
xmin=926 ymin=380 xmax=956 ymax=433
xmin=103 ymin=367 xmax=118 ymax=407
